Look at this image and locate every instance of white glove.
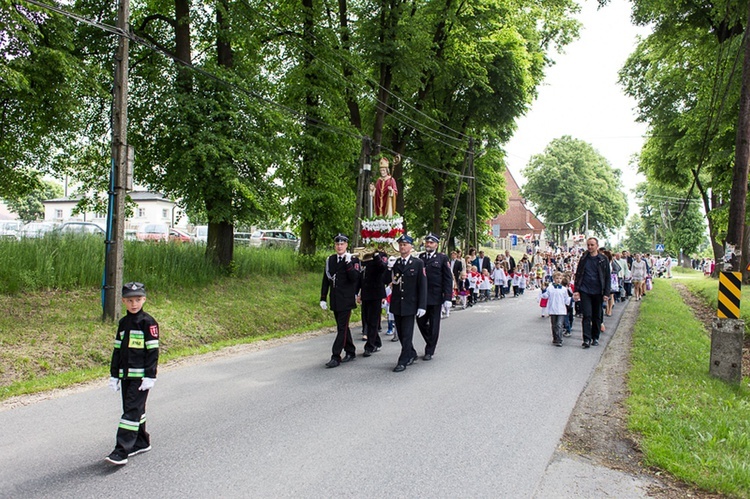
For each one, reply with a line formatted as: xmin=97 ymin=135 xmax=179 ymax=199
xmin=387 ymin=256 xmax=397 ymax=269
xmin=139 ymin=377 xmax=155 ymax=391
xmin=416 ymin=308 xmax=426 ymax=318
xmin=345 ymin=252 xmax=352 ymax=263
xmin=320 ymin=300 xmax=328 ymax=310
xmin=108 ymin=377 xmax=120 ymax=392
xmin=444 ymin=301 xmax=452 ymax=309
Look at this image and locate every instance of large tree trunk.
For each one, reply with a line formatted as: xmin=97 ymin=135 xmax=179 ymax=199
xmin=727 ymin=0 xmax=750 ymax=276
xmin=298 ymin=0 xmax=319 ymax=255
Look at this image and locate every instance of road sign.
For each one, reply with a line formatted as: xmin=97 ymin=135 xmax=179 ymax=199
xmin=655 ymin=243 xmax=664 ymax=252
xmin=718 ymin=271 xmax=742 ymax=319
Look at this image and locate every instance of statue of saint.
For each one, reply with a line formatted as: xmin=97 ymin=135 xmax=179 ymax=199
xmin=370 ymin=156 xmax=399 ymax=217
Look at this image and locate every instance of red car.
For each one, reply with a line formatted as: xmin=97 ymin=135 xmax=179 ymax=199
xmin=169 ymin=228 xmax=192 ymax=243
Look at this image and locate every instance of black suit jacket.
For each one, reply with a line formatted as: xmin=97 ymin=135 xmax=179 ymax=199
xmin=384 ymin=255 xmax=427 ymax=316
xmin=359 ymin=252 xmax=387 ymax=301
xmin=321 ymin=254 xmax=361 ymax=311
xmin=419 ymin=251 xmax=454 ymax=305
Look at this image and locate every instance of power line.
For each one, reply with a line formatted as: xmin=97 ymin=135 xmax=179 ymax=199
xmin=238 ymin=0 xmax=472 ymax=153
xmin=24 ymin=0 xmax=474 ymax=180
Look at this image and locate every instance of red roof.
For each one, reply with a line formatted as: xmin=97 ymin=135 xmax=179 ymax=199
xmin=487 ymin=168 xmax=545 ymax=238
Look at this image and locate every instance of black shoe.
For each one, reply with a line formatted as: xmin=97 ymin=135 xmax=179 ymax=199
xmin=592 ymin=340 xmax=599 ymax=346
xmin=582 ymin=342 xmax=590 ymax=349
xmin=325 ymin=358 xmax=341 ymax=368
xmin=361 ymin=335 xmax=367 ymax=341
xmin=128 ymin=445 xmax=151 ymax=457
xmin=393 ymin=364 xmax=406 ymax=372
xmin=407 ymin=357 xmax=416 ymax=366
xmin=423 ymin=354 xmax=433 ymax=361
xmin=105 ymin=451 xmax=128 ymax=465
xmin=341 ymin=353 xmax=356 ymax=363
xmin=391 ymin=336 xmax=399 ymax=342
xmin=363 ymin=347 xmax=379 ymax=358
xmin=554 ymin=342 xmax=563 ymax=347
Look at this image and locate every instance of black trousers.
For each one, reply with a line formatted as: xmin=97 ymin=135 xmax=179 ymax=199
xmin=394 ymin=314 xmax=417 ymax=366
xmin=332 ymin=309 xmax=355 ymax=359
xmin=578 ymin=292 xmax=604 ymax=343
xmin=115 ymin=379 xmax=150 ymax=454
xmin=361 ymin=299 xmax=383 ymax=353
xmin=416 ymin=304 xmax=442 ymax=356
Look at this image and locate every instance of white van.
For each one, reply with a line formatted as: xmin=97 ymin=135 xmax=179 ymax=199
xmin=195 ymin=225 xmax=208 ymax=244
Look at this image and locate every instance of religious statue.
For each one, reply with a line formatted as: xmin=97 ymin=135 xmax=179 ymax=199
xmin=370 ymin=156 xmax=399 ymax=217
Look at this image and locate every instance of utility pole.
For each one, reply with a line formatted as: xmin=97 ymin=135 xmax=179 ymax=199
xmin=352 ymin=137 xmax=371 ymax=248
xmin=103 ymin=0 xmax=130 ymax=321
xmin=443 ymin=138 xmax=472 ymax=253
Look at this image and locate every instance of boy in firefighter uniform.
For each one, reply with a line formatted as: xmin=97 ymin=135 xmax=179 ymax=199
xmin=320 ymin=233 xmax=361 ymax=368
xmin=106 ymin=281 xmax=159 ymax=465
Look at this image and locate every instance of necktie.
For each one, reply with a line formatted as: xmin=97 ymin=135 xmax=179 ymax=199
xmin=338 ymin=257 xmax=343 ymax=263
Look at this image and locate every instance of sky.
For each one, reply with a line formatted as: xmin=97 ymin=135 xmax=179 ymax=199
xmin=504 ymin=0 xmax=653 ymax=223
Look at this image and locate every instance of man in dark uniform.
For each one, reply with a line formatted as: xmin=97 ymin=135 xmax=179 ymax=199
xmin=358 ymin=248 xmax=388 ymax=357
xmin=320 ymin=233 xmax=361 ymax=368
xmin=384 ymin=234 xmax=427 ymax=372
xmin=416 ymin=233 xmax=453 ymax=361
xmin=572 ymin=237 xmax=611 ymax=348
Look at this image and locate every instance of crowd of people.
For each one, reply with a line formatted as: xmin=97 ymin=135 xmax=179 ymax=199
xmin=318 ymin=233 xmax=677 ymax=371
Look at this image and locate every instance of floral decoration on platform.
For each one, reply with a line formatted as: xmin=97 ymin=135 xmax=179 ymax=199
xmin=361 ymin=216 xmax=404 ymax=244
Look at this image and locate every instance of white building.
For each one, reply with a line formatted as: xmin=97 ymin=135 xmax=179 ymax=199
xmin=43 ymin=191 xmax=189 ymax=229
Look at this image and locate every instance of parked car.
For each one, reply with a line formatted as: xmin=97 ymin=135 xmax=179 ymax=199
xmin=0 ymin=220 xmax=22 ymax=240
xmin=249 ymin=230 xmax=299 ymax=250
xmin=194 ymin=225 xmax=208 ymax=244
xmin=233 ymin=232 xmax=253 ymax=246
xmin=169 ymin=228 xmax=192 ymax=243
xmin=136 ymin=223 xmax=170 ymax=242
xmin=18 ymin=221 xmax=59 ymax=238
xmin=57 ymin=221 xmax=106 ymax=236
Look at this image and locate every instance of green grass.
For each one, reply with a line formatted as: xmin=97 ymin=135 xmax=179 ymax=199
xmin=0 ymin=236 xmax=325 ymax=294
xmin=0 ymin=270 xmax=333 ymax=400
xmin=628 ymin=278 xmax=750 ymax=497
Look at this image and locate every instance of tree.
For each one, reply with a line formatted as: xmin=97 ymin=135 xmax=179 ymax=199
xmin=4 ymin=179 xmax=63 ymax=222
xmin=621 ymin=214 xmax=653 ymax=254
xmin=521 ymin=136 xmax=628 ymax=242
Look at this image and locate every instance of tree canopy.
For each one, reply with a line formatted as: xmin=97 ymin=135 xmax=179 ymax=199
xmin=1 ymin=0 xmax=581 ymax=263
xmin=521 ymin=136 xmax=628 ymax=243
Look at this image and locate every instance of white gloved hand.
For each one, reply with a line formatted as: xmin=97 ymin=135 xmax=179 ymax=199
xmin=139 ymin=377 xmax=155 ymax=391
xmin=345 ymin=252 xmax=352 ymax=263
xmin=320 ymin=300 xmax=328 ymax=310
xmin=416 ymin=308 xmax=426 ymax=318
xmin=108 ymin=377 xmax=120 ymax=392
xmin=387 ymin=256 xmax=397 ymax=269
xmin=443 ymin=300 xmax=452 ymax=309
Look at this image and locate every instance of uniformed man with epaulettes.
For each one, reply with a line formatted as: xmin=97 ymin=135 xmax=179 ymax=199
xmin=320 ymin=233 xmax=361 ymax=368
xmin=416 ymin=233 xmax=453 ymax=361
xmin=383 ymin=234 xmax=427 ymax=372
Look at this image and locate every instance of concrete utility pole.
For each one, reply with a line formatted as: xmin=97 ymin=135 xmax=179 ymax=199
xmin=103 ymin=0 xmax=130 ymax=321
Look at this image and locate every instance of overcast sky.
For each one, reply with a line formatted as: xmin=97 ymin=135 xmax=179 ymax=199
xmin=504 ymin=0 xmax=652 ymax=221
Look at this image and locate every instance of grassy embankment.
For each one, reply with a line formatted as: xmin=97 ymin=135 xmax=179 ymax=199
xmin=628 ymin=269 xmax=750 ymax=497
xmin=0 ymin=236 xmax=332 ymax=400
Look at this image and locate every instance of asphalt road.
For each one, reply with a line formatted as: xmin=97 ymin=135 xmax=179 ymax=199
xmin=0 ymin=289 xmax=627 ymax=498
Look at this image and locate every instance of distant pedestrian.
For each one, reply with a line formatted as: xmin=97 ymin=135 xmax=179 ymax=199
xmin=106 ymin=282 xmax=159 ymax=465
xmin=572 ymin=237 xmax=611 ymax=348
xmin=320 ymin=234 xmax=361 ymax=368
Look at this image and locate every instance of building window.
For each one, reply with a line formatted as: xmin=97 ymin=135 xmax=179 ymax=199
xmin=162 ymin=209 xmax=169 ymax=219
xmin=95 ymin=211 xmax=105 ymax=219
xmin=138 ymin=208 xmax=146 ymax=218
xmin=55 ymin=209 xmax=63 ymax=219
